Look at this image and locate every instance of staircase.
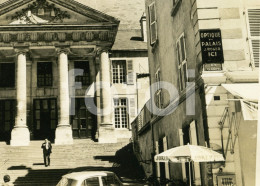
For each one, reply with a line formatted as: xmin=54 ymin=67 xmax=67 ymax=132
xmin=0 ymin=139 xmax=131 ymax=186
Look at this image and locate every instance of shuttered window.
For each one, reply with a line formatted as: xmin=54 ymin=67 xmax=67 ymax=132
xmin=155 ymin=69 xmax=163 ymax=109
xmin=247 ymin=9 xmax=260 ymax=68
xmin=112 ymin=60 xmax=126 ymax=84
xmin=176 ymin=33 xmax=187 ymax=91
xmin=148 ymin=2 xmax=157 ymax=45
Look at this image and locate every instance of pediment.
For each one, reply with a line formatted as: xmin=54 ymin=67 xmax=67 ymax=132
xmin=0 ymin=0 xmax=119 ymax=25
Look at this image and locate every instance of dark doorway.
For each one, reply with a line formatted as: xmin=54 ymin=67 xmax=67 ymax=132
xmin=33 ymin=99 xmax=57 ymax=141
xmin=0 ymin=100 xmax=16 ymax=142
xmin=70 ymin=98 xmax=96 ymax=139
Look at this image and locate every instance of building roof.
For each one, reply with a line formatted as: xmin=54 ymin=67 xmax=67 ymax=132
xmin=0 ymin=0 xmax=147 ymax=51
xmin=112 ymin=29 xmax=147 ymax=51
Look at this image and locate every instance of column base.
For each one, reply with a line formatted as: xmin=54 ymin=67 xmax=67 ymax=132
xmin=55 ymin=126 xmax=73 ymax=145
xmin=98 ymin=124 xmax=117 ymax=143
xmin=10 ymin=127 xmax=30 ymax=146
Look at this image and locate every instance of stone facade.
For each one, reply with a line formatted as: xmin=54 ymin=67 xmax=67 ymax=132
xmin=132 ymin=0 xmax=259 ymax=186
xmin=0 ymin=0 xmax=148 ymax=145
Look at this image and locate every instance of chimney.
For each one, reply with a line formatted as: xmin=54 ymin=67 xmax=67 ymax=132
xmin=140 ymin=12 xmax=147 ymax=42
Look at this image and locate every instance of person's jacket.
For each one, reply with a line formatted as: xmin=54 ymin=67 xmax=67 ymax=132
xmin=41 ymin=141 xmax=52 ymax=155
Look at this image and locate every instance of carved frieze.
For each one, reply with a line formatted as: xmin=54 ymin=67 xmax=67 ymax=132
xmin=0 ymin=31 xmax=114 ymax=43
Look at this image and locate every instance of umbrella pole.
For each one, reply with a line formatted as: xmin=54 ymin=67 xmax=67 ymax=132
xmin=189 ymin=161 xmax=192 ymax=186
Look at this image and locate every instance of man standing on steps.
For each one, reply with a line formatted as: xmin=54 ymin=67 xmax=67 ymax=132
xmin=41 ymin=138 xmax=52 ymax=167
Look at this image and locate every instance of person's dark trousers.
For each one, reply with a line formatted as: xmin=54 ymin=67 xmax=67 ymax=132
xmin=44 ymin=153 xmax=50 ymax=166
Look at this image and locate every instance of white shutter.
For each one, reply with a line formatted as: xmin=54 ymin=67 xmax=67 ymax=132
xmin=163 ymin=137 xmax=170 ymax=185
xmin=155 ymin=141 xmax=160 ymax=178
xmin=127 ymin=60 xmax=134 ymax=84
xmin=179 ymin=129 xmax=186 ymax=181
xmin=129 ymin=98 xmax=136 ymax=127
xmin=190 ymin=121 xmax=201 ymax=185
xmin=148 ymin=2 xmax=157 ymax=45
xmin=247 ymin=9 xmax=260 ymax=68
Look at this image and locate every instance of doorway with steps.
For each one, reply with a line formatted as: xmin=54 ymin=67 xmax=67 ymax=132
xmin=33 ymin=98 xmax=57 ymax=141
xmin=70 ymin=98 xmax=96 ymax=140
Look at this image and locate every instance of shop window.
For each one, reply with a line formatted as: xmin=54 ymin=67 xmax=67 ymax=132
xmin=176 ymin=33 xmax=187 ymax=91
xmin=37 ymin=62 xmax=53 ymax=87
xmin=0 ymin=63 xmax=15 ymax=88
xmin=247 ymin=9 xmax=260 ymax=68
xmin=148 ymin=2 xmax=157 ymax=45
xmin=74 ymin=61 xmax=90 ymax=86
xmin=114 ymin=98 xmax=128 ymax=129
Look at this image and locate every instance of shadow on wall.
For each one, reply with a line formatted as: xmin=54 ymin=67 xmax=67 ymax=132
xmin=94 ymin=143 xmax=146 ymax=180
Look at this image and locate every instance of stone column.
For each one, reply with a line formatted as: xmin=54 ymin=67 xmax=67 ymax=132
xmin=10 ymin=49 xmax=30 ymax=146
xmin=55 ymin=48 xmax=73 ymax=145
xmin=98 ymin=50 xmax=116 ymax=143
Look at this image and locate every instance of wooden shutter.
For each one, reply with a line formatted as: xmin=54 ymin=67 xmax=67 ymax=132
xmin=163 ymin=137 xmax=170 ymax=185
xmin=148 ymin=2 xmax=157 ymax=45
xmin=179 ymin=129 xmax=186 ymax=180
xmin=127 ymin=60 xmax=134 ymax=85
xmin=247 ymin=9 xmax=260 ymax=67
xmin=129 ymin=98 xmax=136 ymax=127
xmin=155 ymin=141 xmax=160 ymax=179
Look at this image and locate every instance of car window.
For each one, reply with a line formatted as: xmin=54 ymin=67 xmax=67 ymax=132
xmin=101 ymin=175 xmax=120 ymax=186
xmin=57 ymin=177 xmax=77 ymax=186
xmin=81 ymin=177 xmax=100 ymax=186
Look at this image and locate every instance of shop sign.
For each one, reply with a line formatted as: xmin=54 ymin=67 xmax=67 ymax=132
xmin=204 ymin=63 xmax=222 ymax=71
xmin=200 ymin=29 xmax=224 ymax=64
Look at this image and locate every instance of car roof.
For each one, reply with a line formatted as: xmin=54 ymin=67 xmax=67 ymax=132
xmin=63 ymin=171 xmax=114 ymax=181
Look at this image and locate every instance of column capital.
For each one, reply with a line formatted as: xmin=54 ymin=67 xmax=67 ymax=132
xmin=96 ymin=47 xmax=111 ymax=56
xmin=14 ymin=47 xmax=29 ymax=55
xmin=55 ymin=47 xmax=71 ymax=55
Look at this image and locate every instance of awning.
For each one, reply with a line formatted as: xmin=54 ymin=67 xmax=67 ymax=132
xmin=222 ymin=83 xmax=259 ymax=120
xmin=222 ymin=83 xmax=259 ymax=102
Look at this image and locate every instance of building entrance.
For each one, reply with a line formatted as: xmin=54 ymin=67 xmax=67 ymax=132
xmin=70 ymin=98 xmax=96 ymax=139
xmin=33 ymin=99 xmax=57 ymax=141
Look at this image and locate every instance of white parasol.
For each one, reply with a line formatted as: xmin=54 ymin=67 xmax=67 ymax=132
xmin=154 ymin=144 xmax=225 ymax=186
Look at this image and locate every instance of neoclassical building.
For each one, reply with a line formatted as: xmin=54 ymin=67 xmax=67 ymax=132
xmin=0 ymin=0 xmax=149 ymax=146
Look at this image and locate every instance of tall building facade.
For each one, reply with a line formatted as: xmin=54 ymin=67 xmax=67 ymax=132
xmin=132 ymin=0 xmax=209 ymax=185
xmin=132 ymin=0 xmax=259 ymax=186
xmin=0 ymin=0 xmax=149 ymax=146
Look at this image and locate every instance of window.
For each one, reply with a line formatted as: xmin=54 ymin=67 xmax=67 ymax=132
xmin=176 ymin=33 xmax=187 ymax=91
xmin=112 ymin=60 xmax=126 ymax=83
xmin=102 ymin=174 xmax=120 ymax=186
xmin=37 ymin=62 xmax=53 ymax=87
xmin=155 ymin=69 xmax=163 ymax=108
xmin=247 ymin=9 xmax=260 ymax=68
xmin=74 ymin=61 xmax=90 ymax=86
xmin=82 ymin=177 xmax=99 ymax=186
xmin=0 ymin=100 xmax=15 ymax=134
xmin=148 ymin=2 xmax=157 ymax=45
xmin=114 ymin=98 xmax=128 ymax=128
xmin=172 ymin=0 xmax=182 ymax=17
xmin=0 ymin=63 xmax=15 ymax=87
